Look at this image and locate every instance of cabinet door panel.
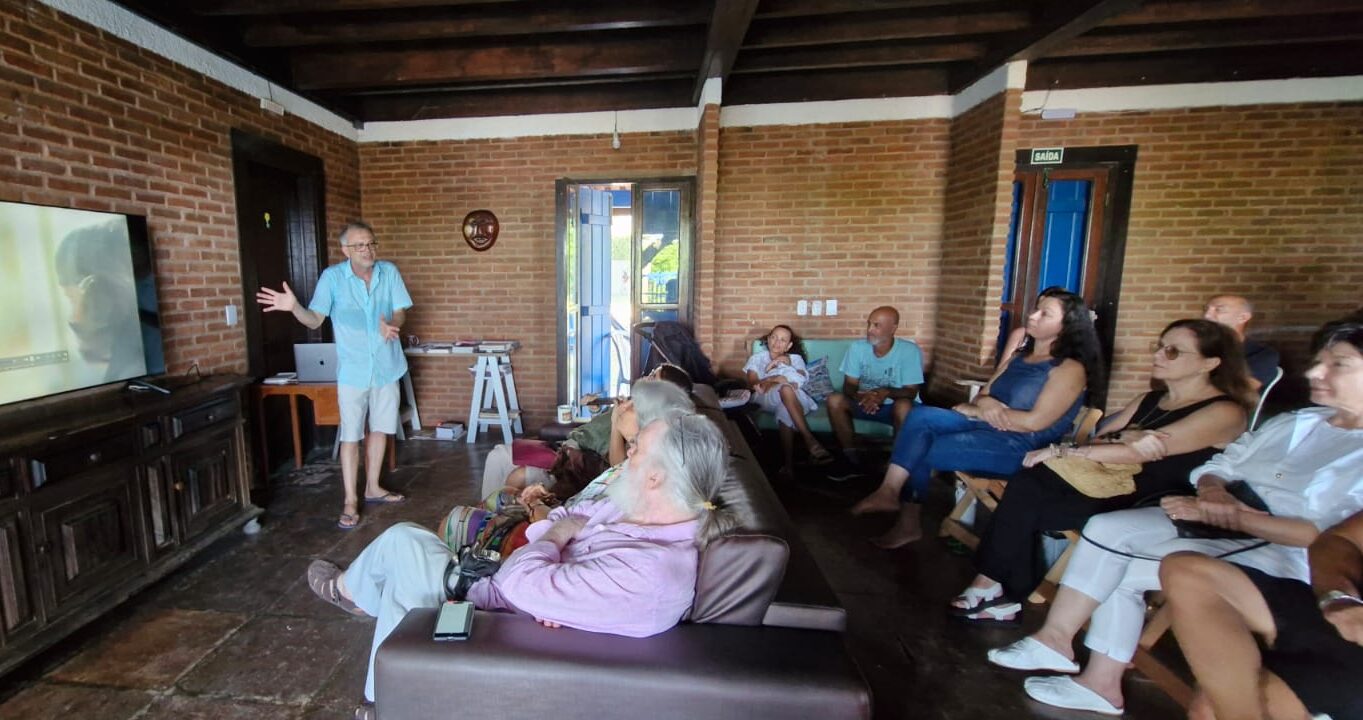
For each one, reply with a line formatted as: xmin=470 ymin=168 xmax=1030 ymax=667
xmin=172 ymin=436 xmax=239 ymax=542
xmin=34 ymin=470 xmax=143 ymax=615
xmin=0 ymin=511 xmax=41 ymax=644
xmin=140 ymin=461 xmax=178 ymax=561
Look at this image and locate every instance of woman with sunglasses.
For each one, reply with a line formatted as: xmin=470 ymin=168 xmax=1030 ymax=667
xmin=952 ymin=319 xmax=1254 ymax=624
xmin=985 ymin=317 xmax=1363 ymax=716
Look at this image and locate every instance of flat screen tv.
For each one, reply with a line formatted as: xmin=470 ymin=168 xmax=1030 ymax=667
xmin=0 ymin=200 xmax=165 ymax=406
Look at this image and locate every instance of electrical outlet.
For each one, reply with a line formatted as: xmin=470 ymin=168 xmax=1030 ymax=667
xmin=811 ymin=300 xmax=823 ymax=316
xmin=826 ymin=299 xmax=838 ymax=316
xmin=796 ymin=300 xmax=808 ymax=316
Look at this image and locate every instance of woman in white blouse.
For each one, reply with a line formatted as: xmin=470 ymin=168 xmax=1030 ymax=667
xmin=986 ymin=318 xmax=1363 ymax=716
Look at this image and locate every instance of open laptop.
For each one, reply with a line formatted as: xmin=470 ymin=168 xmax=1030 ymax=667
xmin=293 ymin=343 xmax=338 ymax=383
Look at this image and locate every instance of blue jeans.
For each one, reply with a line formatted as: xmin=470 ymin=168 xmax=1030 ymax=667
xmin=889 ymin=406 xmax=1055 ymax=503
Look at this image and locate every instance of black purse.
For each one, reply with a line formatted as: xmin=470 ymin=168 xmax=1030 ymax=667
xmin=1173 ymin=480 xmax=1271 ymax=540
xmin=443 ymin=546 xmax=503 ymax=602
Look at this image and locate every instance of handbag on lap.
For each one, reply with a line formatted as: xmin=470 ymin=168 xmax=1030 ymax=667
xmin=1042 ymin=455 xmax=1143 ymax=499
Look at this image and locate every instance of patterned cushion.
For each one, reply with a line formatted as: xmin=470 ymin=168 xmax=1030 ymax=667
xmin=804 ymin=357 xmax=834 ymax=401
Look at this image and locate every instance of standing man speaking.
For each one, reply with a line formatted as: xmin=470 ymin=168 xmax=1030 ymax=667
xmin=257 ymin=221 xmax=412 ymax=529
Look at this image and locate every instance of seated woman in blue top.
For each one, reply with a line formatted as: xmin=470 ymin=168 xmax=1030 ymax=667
xmin=852 ymin=288 xmax=1104 ymax=548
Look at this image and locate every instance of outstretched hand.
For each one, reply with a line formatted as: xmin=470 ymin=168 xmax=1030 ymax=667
xmin=379 ymin=316 xmax=401 ymax=342
xmin=256 ymin=282 xmax=298 ymax=313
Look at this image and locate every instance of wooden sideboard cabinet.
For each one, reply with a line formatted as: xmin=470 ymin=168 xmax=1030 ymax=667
xmin=0 ymin=375 xmax=261 ymax=677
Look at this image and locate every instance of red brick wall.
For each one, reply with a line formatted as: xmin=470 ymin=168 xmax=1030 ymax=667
xmin=1018 ymin=102 xmax=1363 ymax=406
xmin=358 ymin=132 xmax=696 ymax=429
xmin=711 ymin=119 xmax=950 ymax=377
xmin=931 ymin=91 xmax=1022 ymax=398
xmin=0 ymin=2 xmax=360 ymax=375
xmin=694 ymin=103 xmax=720 ymax=357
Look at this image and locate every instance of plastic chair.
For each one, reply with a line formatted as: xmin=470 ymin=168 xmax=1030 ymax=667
xmin=1250 ymin=366 xmax=1283 ymax=431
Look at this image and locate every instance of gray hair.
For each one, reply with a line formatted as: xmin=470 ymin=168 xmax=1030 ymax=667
xmin=646 ymin=413 xmax=741 ymax=546
xmin=338 ymin=220 xmax=375 ymax=246
xmin=630 ymin=377 xmax=694 ymax=426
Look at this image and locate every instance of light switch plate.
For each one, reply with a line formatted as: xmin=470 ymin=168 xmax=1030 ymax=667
xmin=225 ymin=303 xmax=238 ymax=327
xmin=826 ymin=299 xmax=838 ymax=316
xmin=796 ymin=300 xmax=808 ymax=316
xmin=811 ymin=300 xmax=823 ymax=316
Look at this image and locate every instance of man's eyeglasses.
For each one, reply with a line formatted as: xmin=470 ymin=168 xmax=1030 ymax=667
xmin=345 ymin=242 xmax=378 ymax=252
xmin=1150 ymin=342 xmax=1193 ymax=360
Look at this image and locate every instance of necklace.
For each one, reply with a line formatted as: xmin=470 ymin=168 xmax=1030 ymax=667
xmin=1128 ymin=392 xmax=1217 ymax=430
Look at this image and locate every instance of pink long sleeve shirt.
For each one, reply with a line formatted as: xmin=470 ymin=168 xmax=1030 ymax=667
xmin=465 ymin=499 xmax=700 ymax=637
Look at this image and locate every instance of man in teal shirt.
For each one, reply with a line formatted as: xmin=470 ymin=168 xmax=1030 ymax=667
xmin=257 ymin=221 xmax=413 ymax=529
xmin=826 ymin=306 xmax=923 ymax=475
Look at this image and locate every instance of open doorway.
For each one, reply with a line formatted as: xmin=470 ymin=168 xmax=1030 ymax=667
xmin=555 ymin=179 xmax=693 ymax=405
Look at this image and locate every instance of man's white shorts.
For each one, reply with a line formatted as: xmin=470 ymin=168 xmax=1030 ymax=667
xmin=338 ymin=382 xmax=399 ymax=442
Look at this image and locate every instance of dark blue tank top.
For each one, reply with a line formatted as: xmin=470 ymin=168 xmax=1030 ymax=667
xmin=989 ymin=355 xmax=1084 ymax=441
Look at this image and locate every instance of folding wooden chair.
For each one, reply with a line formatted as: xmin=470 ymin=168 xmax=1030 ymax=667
xmin=1131 ymin=596 xmax=1194 ymax=708
xmin=939 ymin=407 xmax=1103 ymax=602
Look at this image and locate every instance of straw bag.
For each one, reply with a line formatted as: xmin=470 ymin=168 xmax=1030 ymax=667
xmin=1042 ymin=455 xmax=1142 ymax=499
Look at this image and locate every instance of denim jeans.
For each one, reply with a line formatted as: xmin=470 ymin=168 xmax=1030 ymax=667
xmin=889 ymin=406 xmax=1055 ymax=502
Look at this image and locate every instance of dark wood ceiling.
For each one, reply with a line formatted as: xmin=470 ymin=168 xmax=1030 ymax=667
xmin=107 ymin=0 xmax=1363 ymax=123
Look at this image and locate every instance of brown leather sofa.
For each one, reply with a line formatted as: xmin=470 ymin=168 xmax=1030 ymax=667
xmin=374 ymin=387 xmax=871 ymax=719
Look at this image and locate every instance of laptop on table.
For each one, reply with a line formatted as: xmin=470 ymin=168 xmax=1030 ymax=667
xmin=293 ymin=343 xmax=338 ymax=383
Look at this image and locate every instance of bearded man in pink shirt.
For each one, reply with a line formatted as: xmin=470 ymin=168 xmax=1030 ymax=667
xmin=308 ymin=411 xmax=737 ymax=718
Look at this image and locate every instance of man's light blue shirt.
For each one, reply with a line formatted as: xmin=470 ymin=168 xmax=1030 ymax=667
xmin=840 ymin=337 xmax=924 ymax=401
xmin=308 ymin=259 xmax=413 ymax=388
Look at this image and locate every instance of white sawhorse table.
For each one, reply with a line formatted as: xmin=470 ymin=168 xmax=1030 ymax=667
xmin=466 ymin=350 xmax=522 ymax=444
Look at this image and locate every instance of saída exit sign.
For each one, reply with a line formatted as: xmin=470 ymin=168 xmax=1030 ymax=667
xmin=1030 ymin=147 xmax=1064 ymax=165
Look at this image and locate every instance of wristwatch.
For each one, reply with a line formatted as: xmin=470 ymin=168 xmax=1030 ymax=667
xmin=1318 ymin=590 xmax=1363 ymax=611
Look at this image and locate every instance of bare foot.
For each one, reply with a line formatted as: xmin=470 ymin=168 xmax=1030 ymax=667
xmin=850 ymin=486 xmax=900 ymax=516
xmin=871 ymin=503 xmax=923 ymax=548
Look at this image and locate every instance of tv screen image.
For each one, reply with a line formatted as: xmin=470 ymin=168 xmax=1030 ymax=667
xmin=0 ymin=200 xmax=164 ymax=406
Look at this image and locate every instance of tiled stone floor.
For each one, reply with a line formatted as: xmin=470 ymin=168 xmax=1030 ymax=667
xmin=0 ymin=436 xmax=1186 ymax=719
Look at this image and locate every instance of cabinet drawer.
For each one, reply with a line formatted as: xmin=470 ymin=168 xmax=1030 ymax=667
xmin=29 ymin=430 xmax=138 ymax=489
xmin=170 ymin=397 xmax=236 ymax=440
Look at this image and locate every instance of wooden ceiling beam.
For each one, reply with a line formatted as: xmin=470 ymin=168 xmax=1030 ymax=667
xmin=1055 ymin=15 xmax=1363 ymax=58
xmin=743 ymin=9 xmax=1030 ymax=48
xmin=355 ymin=79 xmax=695 ymax=121
xmin=191 ymin=0 xmax=531 ymax=15
xmin=290 ymin=32 xmax=704 ymax=90
xmin=734 ymin=39 xmax=987 ymax=73
xmin=951 ymin=0 xmax=1144 ymax=91
xmin=724 ymin=65 xmax=955 ymax=105
xmin=753 ymin=0 xmax=995 ymax=19
xmin=691 ymin=0 xmax=760 ymax=103
xmin=242 ymin=1 xmax=708 ymax=47
xmin=1026 ymin=41 xmax=1363 ymax=89
xmin=1104 ymin=0 xmax=1363 ymax=27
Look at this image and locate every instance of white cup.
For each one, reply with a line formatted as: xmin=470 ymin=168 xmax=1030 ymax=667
xmin=556 ymin=404 xmax=573 ymax=424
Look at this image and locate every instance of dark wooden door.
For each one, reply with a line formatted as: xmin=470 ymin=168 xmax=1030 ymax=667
xmin=0 ymin=508 xmax=41 ymax=646
xmin=32 ymin=468 xmax=143 ymax=616
xmin=171 ymin=434 xmax=239 ymax=542
xmin=238 ymin=161 xmax=300 ymax=377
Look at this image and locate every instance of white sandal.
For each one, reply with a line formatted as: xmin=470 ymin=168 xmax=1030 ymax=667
xmin=987 ymin=637 xmax=1080 ymax=673
xmin=949 ymin=582 xmax=1002 ymax=615
xmin=1024 ymin=676 xmax=1123 ymax=715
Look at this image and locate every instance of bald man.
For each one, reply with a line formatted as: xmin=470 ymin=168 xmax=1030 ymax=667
xmin=1203 ymin=295 xmax=1280 ymax=389
xmin=825 ymin=306 xmax=923 ymax=476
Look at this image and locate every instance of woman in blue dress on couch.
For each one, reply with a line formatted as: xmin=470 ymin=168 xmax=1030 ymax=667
xmin=851 ymin=287 xmax=1104 ymax=548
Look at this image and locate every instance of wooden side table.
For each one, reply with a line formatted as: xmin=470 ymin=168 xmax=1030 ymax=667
xmin=254 ymin=382 xmax=395 ymax=474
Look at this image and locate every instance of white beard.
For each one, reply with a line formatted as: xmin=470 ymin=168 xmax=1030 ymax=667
xmin=605 ymin=464 xmax=644 ymax=517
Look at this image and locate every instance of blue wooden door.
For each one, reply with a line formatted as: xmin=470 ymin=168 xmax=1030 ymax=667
xmin=577 ymin=186 xmax=612 ymax=399
xmin=1037 ymin=179 xmax=1093 ymax=293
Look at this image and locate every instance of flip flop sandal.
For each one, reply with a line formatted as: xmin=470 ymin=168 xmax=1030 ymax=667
xmin=337 ymin=511 xmax=360 ymax=530
xmin=952 ymin=598 xmax=1023 ymax=627
xmin=353 ymin=703 xmax=376 ymax=720
xmin=307 ymin=560 xmax=365 ymax=616
xmin=948 ymin=584 xmax=1004 ymax=616
xmin=808 ymin=445 xmax=835 ymax=465
xmin=364 ymin=492 xmax=407 ymax=505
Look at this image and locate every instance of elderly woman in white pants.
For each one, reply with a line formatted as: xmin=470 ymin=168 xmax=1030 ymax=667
xmin=987 ymin=319 xmax=1363 ymax=715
